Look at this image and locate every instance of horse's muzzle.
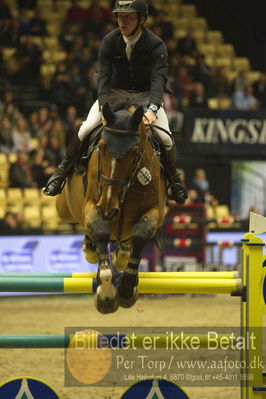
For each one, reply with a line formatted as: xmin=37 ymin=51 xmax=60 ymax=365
xmin=96 ymin=205 xmax=120 ymax=221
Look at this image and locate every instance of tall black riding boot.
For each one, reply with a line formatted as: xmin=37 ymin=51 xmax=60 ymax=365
xmin=163 ymin=145 xmax=188 ymax=205
xmin=43 ymin=135 xmax=82 ymax=196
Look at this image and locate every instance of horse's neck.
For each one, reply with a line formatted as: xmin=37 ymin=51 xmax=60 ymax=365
xmin=139 ymin=126 xmax=154 ymax=163
xmin=139 ymin=123 xmax=148 ymax=149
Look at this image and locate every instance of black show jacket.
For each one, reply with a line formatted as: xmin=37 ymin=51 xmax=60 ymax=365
xmin=97 ymin=28 xmax=168 ymax=108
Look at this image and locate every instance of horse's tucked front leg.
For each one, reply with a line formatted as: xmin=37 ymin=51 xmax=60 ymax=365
xmin=117 ymin=217 xmax=154 ymax=308
xmin=89 ymin=219 xmax=118 ymax=314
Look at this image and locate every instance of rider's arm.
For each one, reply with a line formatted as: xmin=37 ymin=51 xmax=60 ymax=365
xmin=149 ymin=41 xmax=168 ymax=111
xmin=97 ymin=38 xmax=113 ymax=109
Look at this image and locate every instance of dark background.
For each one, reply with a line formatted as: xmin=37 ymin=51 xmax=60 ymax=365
xmin=180 ymin=0 xmax=266 ymax=207
xmin=186 ymin=0 xmax=266 ymax=72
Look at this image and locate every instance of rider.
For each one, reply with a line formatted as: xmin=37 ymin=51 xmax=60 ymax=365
xmin=44 ymin=0 xmax=188 ymax=205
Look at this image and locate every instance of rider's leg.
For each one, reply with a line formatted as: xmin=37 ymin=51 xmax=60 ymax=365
xmin=43 ymin=100 xmax=102 ymax=196
xmin=153 ymin=108 xmax=188 ymax=205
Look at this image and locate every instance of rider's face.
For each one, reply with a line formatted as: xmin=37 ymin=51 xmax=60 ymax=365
xmin=117 ymin=12 xmax=139 ymax=36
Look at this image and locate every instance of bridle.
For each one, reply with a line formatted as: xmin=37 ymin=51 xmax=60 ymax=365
xmin=98 ymin=126 xmax=143 ymax=204
xmin=96 ymin=122 xmax=159 ymax=241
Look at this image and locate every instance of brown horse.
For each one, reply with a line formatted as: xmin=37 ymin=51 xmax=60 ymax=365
xmin=56 ymin=103 xmax=167 ymax=314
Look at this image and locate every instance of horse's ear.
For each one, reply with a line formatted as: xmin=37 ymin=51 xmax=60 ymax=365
xmin=131 ymin=106 xmax=144 ymax=127
xmin=102 ymin=103 xmax=115 ymax=125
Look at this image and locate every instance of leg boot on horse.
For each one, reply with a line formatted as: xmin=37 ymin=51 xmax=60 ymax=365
xmin=117 ymin=218 xmax=153 ymax=308
xmin=89 ymin=219 xmax=119 ymax=314
xmin=43 ymin=135 xmax=82 ymax=196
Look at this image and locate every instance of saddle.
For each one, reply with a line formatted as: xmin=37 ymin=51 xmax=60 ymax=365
xmin=74 ymin=124 xmax=103 ymax=175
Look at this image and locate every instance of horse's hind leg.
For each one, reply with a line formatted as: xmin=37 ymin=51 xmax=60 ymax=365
xmin=117 ymin=213 xmax=158 ymax=308
xmin=88 ymin=218 xmax=119 ymax=314
xmin=82 ymin=235 xmax=98 ymax=264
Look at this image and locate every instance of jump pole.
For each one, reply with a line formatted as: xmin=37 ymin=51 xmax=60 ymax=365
xmin=0 ymin=277 xmax=242 ymax=295
xmin=0 ymin=333 xmax=233 ymax=349
xmin=0 ymin=271 xmax=239 ymax=279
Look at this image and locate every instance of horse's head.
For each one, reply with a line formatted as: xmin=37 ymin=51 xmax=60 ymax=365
xmin=96 ymin=103 xmax=144 ymax=221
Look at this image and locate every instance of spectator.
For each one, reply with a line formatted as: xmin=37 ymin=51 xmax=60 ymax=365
xmin=191 ymin=53 xmax=212 ymax=95
xmin=252 ymin=72 xmax=266 ymax=110
xmin=189 ymin=82 xmax=209 ymax=109
xmin=50 ymin=63 xmax=74 ymax=114
xmin=18 ymin=9 xmax=31 ymax=35
xmin=231 ymin=84 xmax=259 ymax=111
xmin=0 ymin=0 xmax=11 ymax=20
xmin=6 ymin=18 xmax=21 ymax=47
xmin=189 ymin=168 xmax=210 ymax=203
xmin=84 ymin=6 xmax=110 ymax=39
xmin=44 ymin=136 xmax=64 ymax=167
xmin=2 ymin=103 xmax=21 ymax=125
xmin=76 ymin=47 xmax=93 ymax=75
xmin=166 ymin=39 xmax=179 ymax=62
xmin=28 ymin=111 xmax=41 ymax=137
xmin=0 ymin=116 xmax=14 ymax=153
xmin=29 ymin=7 xmax=47 ymax=36
xmin=9 ymin=151 xmax=37 ymax=188
xmin=170 ymin=65 xmax=193 ymax=110
xmin=0 ymin=18 xmax=10 ymax=47
xmin=12 ymin=117 xmax=32 ymax=152
xmin=59 ymin=24 xmax=79 ymax=52
xmin=151 ymin=10 xmax=173 ymax=42
xmin=49 ymin=103 xmax=60 ymax=122
xmin=69 ymin=34 xmax=84 ymax=60
xmin=62 ymin=105 xmax=78 ymax=143
xmin=0 ymin=90 xmax=20 ymax=116
xmin=83 ymin=63 xmax=98 ymax=103
xmin=177 ymin=29 xmax=197 ymax=58
xmin=64 ymin=51 xmax=77 ymax=72
xmin=64 ymin=0 xmax=87 ymax=29
xmin=37 ymin=134 xmax=48 ymax=151
xmin=69 ymin=64 xmax=87 ymax=115
xmin=49 ymin=119 xmax=66 ymax=149
xmin=85 ymin=0 xmax=112 ymax=22
xmin=0 ymin=211 xmax=21 ymax=231
xmin=231 ymin=70 xmax=249 ymax=93
xmin=15 ymin=36 xmax=43 ymax=83
xmin=29 ymin=148 xmax=54 ymax=188
xmin=210 ymin=66 xmax=231 ymax=98
xmin=62 ymin=105 xmax=78 ymax=131
xmin=63 ymin=105 xmax=77 ymax=126
xmin=37 ymin=107 xmax=52 ymax=134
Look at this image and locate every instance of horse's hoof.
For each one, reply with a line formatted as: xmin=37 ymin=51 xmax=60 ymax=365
xmin=82 ymin=240 xmax=98 ymax=264
xmin=94 ymin=294 xmax=119 ymax=314
xmin=84 ymin=250 xmax=98 ymax=264
xmin=117 ymin=288 xmax=139 ymax=308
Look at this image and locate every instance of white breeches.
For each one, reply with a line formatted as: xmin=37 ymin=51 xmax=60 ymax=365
xmin=78 ymin=99 xmax=173 ymax=150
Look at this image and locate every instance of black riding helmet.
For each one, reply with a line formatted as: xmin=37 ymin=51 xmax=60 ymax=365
xmin=113 ymin=0 xmax=148 ymax=36
xmin=112 ymin=0 xmax=148 ymax=18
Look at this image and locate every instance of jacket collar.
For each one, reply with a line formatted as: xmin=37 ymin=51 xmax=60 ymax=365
xmin=115 ymin=28 xmax=146 ymax=62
